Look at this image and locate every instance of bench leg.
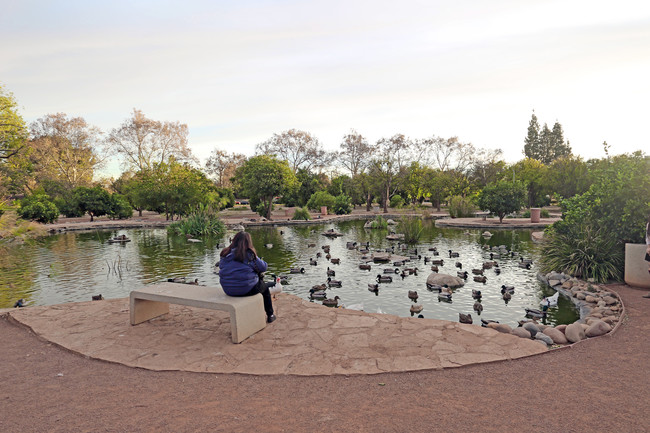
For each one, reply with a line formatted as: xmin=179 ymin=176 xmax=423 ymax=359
xmin=130 ymin=298 xmax=170 ymax=325
xmin=229 ymin=293 xmax=267 ymax=343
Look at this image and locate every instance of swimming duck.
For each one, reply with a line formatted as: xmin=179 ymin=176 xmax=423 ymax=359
xmin=322 ymin=296 xmax=341 ymax=307
xmin=428 ymin=247 xmax=437 ymax=252
xmin=471 ymin=268 xmax=484 ymax=275
xmin=408 ymin=290 xmax=419 ymax=301
xmin=502 ymin=291 xmax=512 ymax=302
xmin=316 ymin=252 xmax=322 ymax=258
xmin=308 ymin=243 xmax=316 ymax=248
xmin=312 ymin=283 xmax=327 ymax=291
xmin=501 ymin=285 xmax=515 ymax=294
xmin=459 ymin=313 xmax=473 ymax=324
xmin=321 ymin=245 xmax=330 ymax=250
xmin=368 ymin=283 xmax=379 ymax=294
xmin=448 ymin=250 xmax=459 ymax=258
xmin=406 ymin=267 xmax=418 ymax=275
xmin=457 ymin=271 xmax=469 ymax=279
xmin=310 ymin=258 xmax=318 ymax=266
xmin=437 ymin=287 xmax=453 ymax=300
xmin=290 ymin=267 xmax=305 ymax=274
xmin=430 ymin=265 xmax=439 ymax=273
xmin=309 ymin=289 xmax=327 ymax=299
xmin=326 ymin=267 xmax=336 ymax=276
xmin=377 ymin=274 xmax=393 ymax=283
xmin=472 ymin=289 xmax=482 ymax=299
xmin=473 ymin=275 xmax=487 ymax=283
xmin=325 ymin=253 xmax=331 ymax=260
xmin=410 ymin=304 xmax=424 ymax=315
xmin=430 ymin=259 xmax=444 ymax=265
xmin=525 ymin=307 xmax=547 ymax=318
xmin=455 ymin=262 xmax=462 ymax=269
xmin=473 ymin=301 xmax=483 ymax=314
xmin=423 ymin=257 xmax=430 ymax=264
xmin=384 ymin=268 xmax=399 ymax=274
xmin=359 ymin=263 xmax=372 ymax=270
xmin=13 ymin=298 xmax=25 ymax=308
xmin=330 ymin=258 xmax=340 ymax=264
xmin=327 ymin=277 xmax=342 ymax=287
xmin=481 ymin=318 xmax=499 ymax=327
xmin=91 ymin=294 xmax=104 ymax=301
xmin=518 ymin=261 xmax=531 ymax=269
xmin=482 ymin=261 xmax=494 ymax=269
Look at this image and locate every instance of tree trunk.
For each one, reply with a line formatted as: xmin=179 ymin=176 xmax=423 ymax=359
xmin=90 ymin=213 xmax=94 ymax=222
xmin=366 ymin=193 xmax=372 ymax=211
xmin=266 ymin=197 xmax=273 ymax=220
xmin=436 ymin=199 xmax=441 ymax=212
xmin=383 ymin=184 xmax=389 ymax=213
xmin=138 ymin=208 xmax=143 ymax=217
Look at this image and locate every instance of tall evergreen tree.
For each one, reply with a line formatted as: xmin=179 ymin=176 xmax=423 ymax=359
xmin=524 ymin=112 xmax=571 ymax=164
xmin=550 ymin=121 xmax=571 ymax=161
xmin=523 ymin=112 xmax=540 ymax=161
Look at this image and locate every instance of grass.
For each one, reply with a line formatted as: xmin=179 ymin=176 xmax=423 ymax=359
xmin=0 ymin=211 xmax=47 ymax=242
xmin=397 ymin=216 xmax=423 ymax=244
xmin=167 ymin=204 xmax=225 ymax=237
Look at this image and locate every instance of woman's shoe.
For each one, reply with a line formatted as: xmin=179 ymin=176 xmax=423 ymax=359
xmin=267 ymin=314 xmax=277 ymax=323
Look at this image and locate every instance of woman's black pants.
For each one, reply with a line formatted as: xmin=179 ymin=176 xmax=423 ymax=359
xmin=242 ymin=282 xmax=274 ymax=317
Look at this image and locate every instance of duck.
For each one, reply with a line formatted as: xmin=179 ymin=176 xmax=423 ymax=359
xmin=430 ymin=259 xmax=444 ymax=265
xmin=310 ymin=258 xmax=318 ymax=266
xmin=13 ymin=298 xmax=25 ymax=308
xmin=393 ymin=260 xmax=405 ymax=266
xmin=525 ymin=307 xmax=547 ymax=318
xmin=501 ymin=285 xmax=515 ymax=294
xmin=322 ymin=296 xmax=341 ymax=307
xmin=377 ymin=274 xmax=393 ymax=283
xmin=327 ymin=277 xmax=342 ymax=287
xmin=423 ymin=256 xmax=430 ymax=264
xmin=408 ymin=290 xmax=419 ymax=301
xmin=269 ymin=280 xmax=283 ymax=299
xmin=481 ymin=318 xmax=499 ymax=327
xmin=455 ymin=262 xmax=462 ymax=269
xmin=473 ymin=301 xmax=483 ymax=315
xmin=482 ymin=261 xmax=494 ymax=269
xmin=459 ymin=313 xmax=473 ymax=324
xmin=471 ymin=268 xmax=484 ymax=275
xmin=330 ymin=258 xmax=341 ymax=264
xmin=448 ymin=250 xmax=459 ymax=258
xmin=326 ymin=267 xmax=336 ymax=276
xmin=325 ymin=253 xmax=332 ymax=260
xmin=426 ymin=282 xmax=442 ymax=291
xmin=457 ymin=271 xmax=468 ymax=279
xmin=316 ymin=252 xmax=322 ymax=258
xmin=321 ymin=245 xmax=330 ymax=250
xmin=312 ymin=283 xmax=327 ymax=291
xmin=428 ymin=247 xmax=437 ymax=252
xmin=472 ymin=289 xmax=482 ymax=300
xmin=309 ymin=289 xmax=327 ymax=299
xmin=308 ymin=243 xmax=316 ymax=248
xmin=91 ymin=294 xmax=104 ymax=301
xmin=502 ymin=291 xmax=512 ymax=302
xmin=400 ymin=270 xmax=409 ymax=279
xmin=520 ymin=257 xmax=534 ymax=265
xmin=359 ymin=263 xmax=372 ymax=270
xmin=368 ymin=283 xmax=379 ymax=294
xmin=518 ymin=261 xmax=531 ymax=269
xmin=410 ymin=304 xmax=424 ymax=315
xmin=437 ymin=287 xmax=453 ymax=300
xmin=540 ymin=291 xmax=559 ymax=308
xmin=406 ymin=267 xmax=418 ymax=275
xmin=384 ymin=268 xmax=399 ymax=274
xmin=494 ymin=267 xmax=501 ymax=275
xmin=430 ymin=265 xmax=439 ymax=273
xmin=473 ymin=275 xmax=487 ymax=283
xmin=290 ymin=267 xmax=305 ymax=274
xmin=432 ymin=250 xmax=440 ymax=256
xmin=265 ymin=243 xmax=273 ymax=249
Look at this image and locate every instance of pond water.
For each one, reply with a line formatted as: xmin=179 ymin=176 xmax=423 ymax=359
xmin=0 ymin=219 xmax=579 ymax=328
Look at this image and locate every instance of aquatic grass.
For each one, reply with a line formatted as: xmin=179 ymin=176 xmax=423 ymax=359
xmin=167 ymin=204 xmax=225 ymax=237
xmin=370 ymin=215 xmax=388 ymax=229
xmin=397 ymin=216 xmax=423 ymax=244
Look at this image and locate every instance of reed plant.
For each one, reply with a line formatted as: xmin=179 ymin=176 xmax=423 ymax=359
xmin=370 ymin=215 xmax=388 ymax=229
xmin=397 ymin=216 xmax=423 ymax=244
xmin=448 ymin=195 xmax=477 ymax=218
xmin=167 ymin=204 xmax=225 ymax=237
xmin=292 ymin=207 xmax=312 ymax=221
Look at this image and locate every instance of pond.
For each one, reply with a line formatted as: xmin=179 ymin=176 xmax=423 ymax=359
xmin=0 ymin=219 xmax=579 ymax=328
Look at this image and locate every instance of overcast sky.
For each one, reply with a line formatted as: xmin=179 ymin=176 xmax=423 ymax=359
xmin=2 ymin=0 xmax=649 ymax=175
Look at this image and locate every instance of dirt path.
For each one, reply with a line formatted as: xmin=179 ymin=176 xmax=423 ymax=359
xmin=1 ymin=283 xmax=648 ymax=433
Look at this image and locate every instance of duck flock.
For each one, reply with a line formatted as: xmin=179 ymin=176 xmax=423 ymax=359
xmin=266 ymin=227 xmax=561 ymax=327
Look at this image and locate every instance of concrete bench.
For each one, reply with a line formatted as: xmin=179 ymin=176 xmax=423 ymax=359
xmin=130 ymin=282 xmax=266 ymax=343
xmin=475 ymin=211 xmax=490 ymax=220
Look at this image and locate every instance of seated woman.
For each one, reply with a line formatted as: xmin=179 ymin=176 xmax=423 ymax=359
xmin=218 ymin=231 xmax=276 ymax=322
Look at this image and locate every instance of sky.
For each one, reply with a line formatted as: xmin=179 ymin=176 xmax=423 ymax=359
xmin=1 ymin=0 xmax=649 ymax=176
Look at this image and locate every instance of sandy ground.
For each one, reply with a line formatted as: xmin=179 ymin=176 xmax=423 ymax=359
xmin=1 ymin=283 xmax=649 ymax=433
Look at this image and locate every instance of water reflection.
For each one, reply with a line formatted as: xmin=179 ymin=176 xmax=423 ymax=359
xmin=0 ymin=221 xmax=579 ymax=328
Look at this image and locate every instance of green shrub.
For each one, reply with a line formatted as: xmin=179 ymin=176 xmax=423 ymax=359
xmin=390 ymin=194 xmax=404 ymax=209
xmin=18 ymin=194 xmax=59 ymax=224
xmin=292 ymin=207 xmax=312 ymax=221
xmin=167 ymin=204 xmax=225 ymax=237
xmin=397 ymin=216 xmax=423 ymax=244
xmin=477 ymin=181 xmax=527 ymax=223
xmin=522 ymin=209 xmax=550 ymax=218
xmin=370 ymin=215 xmax=388 ymax=229
xmin=448 ymin=195 xmax=477 ymax=218
xmin=108 ymin=194 xmax=133 ymax=220
xmin=255 ymin=201 xmax=273 ymax=218
xmin=332 ymin=194 xmax=352 ymax=215
xmin=53 ymin=196 xmax=84 ymax=218
xmin=540 ymin=222 xmax=623 ymax=282
xmin=306 ymin=191 xmax=336 ymax=212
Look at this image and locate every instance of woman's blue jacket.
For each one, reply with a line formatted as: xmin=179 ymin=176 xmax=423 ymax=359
xmin=218 ymin=249 xmax=268 ymax=296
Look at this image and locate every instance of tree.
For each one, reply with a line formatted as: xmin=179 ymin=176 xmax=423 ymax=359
xmin=107 ymin=109 xmax=196 ymax=172
xmin=477 ymin=180 xmax=527 ymax=223
xmin=523 ymin=111 xmax=540 ymax=161
xmin=232 ymin=155 xmax=297 ymax=220
xmin=306 ymin=191 xmax=336 ymax=212
xmin=204 ymin=149 xmax=246 ymax=188
xmin=255 ymin=129 xmax=331 ymax=173
xmin=414 ymin=135 xmax=475 ymax=173
xmin=0 ymin=85 xmax=27 ymax=161
xmin=510 ymin=158 xmax=549 ymax=208
xmin=28 ymin=113 xmax=104 ymax=191
xmin=523 ymin=111 xmax=572 ymax=164
xmin=469 ymin=148 xmax=506 ymax=188
xmin=17 ymin=192 xmax=59 ymax=223
xmin=337 ymin=129 xmax=375 ymax=176
xmin=282 ymin=168 xmax=326 ymax=207
xmin=370 ymin=134 xmax=413 ymax=212
xmin=544 ymin=155 xmax=591 ymax=200
xmin=72 ymin=186 xmax=113 ymax=222
xmin=423 ymin=169 xmax=453 ymax=211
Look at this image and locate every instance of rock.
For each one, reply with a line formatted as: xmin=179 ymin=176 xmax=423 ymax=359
xmin=535 ymin=333 xmax=554 ymax=345
xmin=522 ymin=322 xmax=540 ymax=337
xmin=386 ymin=219 xmax=397 ymax=225
xmin=562 ymin=281 xmax=574 ymax=289
xmin=597 ymin=300 xmax=607 ymax=308
xmin=602 ymin=316 xmax=617 ymax=325
xmin=548 ymin=279 xmax=562 ymax=287
xmin=543 ymin=327 xmax=568 ymax=344
xmin=511 ymin=328 xmax=532 ymax=339
xmin=603 ymin=296 xmax=617 ymax=305
xmin=565 ymin=323 xmax=586 ymax=343
xmin=487 ymin=323 xmax=512 ymax=333
xmin=426 ymin=273 xmax=465 ymax=289
xmin=555 ymin=324 xmax=567 ymax=333
xmin=372 ymin=252 xmax=391 ymax=262
xmin=576 ymin=292 xmax=586 ymax=300
xmin=585 ymin=320 xmax=612 ymax=337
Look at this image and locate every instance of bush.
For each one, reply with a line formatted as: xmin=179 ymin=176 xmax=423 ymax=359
xmin=18 ymin=194 xmax=59 ymax=224
xmin=448 ymin=195 xmax=477 ymax=218
xmin=397 ymin=216 xmax=423 ymax=244
xmin=369 ymin=215 xmax=388 ymax=229
xmin=53 ymin=196 xmax=84 ymax=218
xmin=255 ymin=201 xmax=273 ymax=218
xmin=332 ymin=194 xmax=352 ymax=215
xmin=540 ymin=222 xmax=623 ymax=282
xmin=477 ymin=181 xmax=527 ymax=223
xmin=292 ymin=207 xmax=312 ymax=221
xmin=108 ymin=194 xmax=133 ymax=220
xmin=390 ymin=194 xmax=404 ymax=209
xmin=215 ymin=187 xmax=235 ymax=209
xmin=306 ymin=191 xmax=336 ymax=212
xmin=167 ymin=204 xmax=225 ymax=237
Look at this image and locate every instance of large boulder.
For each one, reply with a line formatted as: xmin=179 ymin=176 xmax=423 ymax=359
xmin=565 ymin=322 xmax=586 ymax=343
xmin=585 ymin=320 xmax=612 ymax=337
xmin=535 ymin=333 xmax=554 ymax=346
xmin=522 ymin=322 xmax=541 ymax=337
xmin=543 ymin=327 xmax=568 ymax=344
xmin=511 ymin=327 xmax=531 ymax=339
xmin=426 ymin=273 xmax=465 ymax=289
xmin=372 ymin=252 xmax=391 ymax=262
xmin=487 ymin=323 xmax=513 ymax=334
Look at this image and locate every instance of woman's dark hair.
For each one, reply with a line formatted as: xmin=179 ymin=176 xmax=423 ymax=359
xmin=220 ymin=231 xmax=258 ymax=262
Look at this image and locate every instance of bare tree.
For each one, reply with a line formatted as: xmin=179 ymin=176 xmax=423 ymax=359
xmin=371 ymin=134 xmax=413 ymax=212
xmin=107 ymin=109 xmax=196 ymax=172
xmin=205 ymin=149 xmax=246 ymax=188
xmin=337 ymin=129 xmax=376 ymax=176
xmin=414 ymin=135 xmax=476 ymax=173
xmin=29 ymin=113 xmax=105 ymax=190
xmin=255 ymin=129 xmax=331 ymax=173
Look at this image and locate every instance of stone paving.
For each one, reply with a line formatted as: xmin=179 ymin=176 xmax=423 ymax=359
xmin=7 ymin=293 xmax=546 ymax=376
